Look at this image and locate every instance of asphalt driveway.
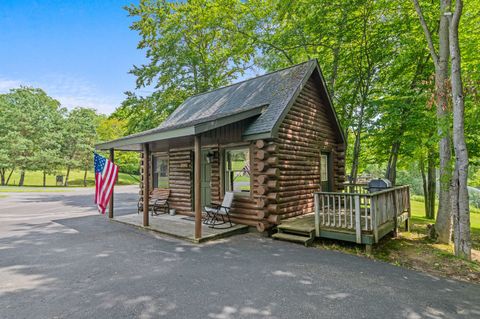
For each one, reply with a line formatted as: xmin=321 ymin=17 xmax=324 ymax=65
xmin=0 ymin=186 xmax=479 ymax=319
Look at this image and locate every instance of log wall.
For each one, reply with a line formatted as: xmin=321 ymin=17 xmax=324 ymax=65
xmin=254 ymin=75 xmax=346 ymax=225
xmin=138 ymin=74 xmax=345 ymax=231
xmin=168 ymin=149 xmax=193 ymax=214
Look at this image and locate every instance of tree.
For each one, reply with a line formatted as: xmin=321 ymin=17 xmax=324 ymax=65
xmin=448 ymin=0 xmax=471 ymax=259
xmin=97 ymin=116 xmax=140 ymax=176
xmin=412 ymin=0 xmax=453 ymax=243
xmin=122 ymin=0 xmax=256 ymax=131
xmin=0 ymin=88 xmax=62 ymax=186
xmin=62 ymin=108 xmax=98 ymax=186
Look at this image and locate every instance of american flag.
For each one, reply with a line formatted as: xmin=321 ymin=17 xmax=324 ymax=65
xmin=94 ymin=152 xmax=119 ymax=214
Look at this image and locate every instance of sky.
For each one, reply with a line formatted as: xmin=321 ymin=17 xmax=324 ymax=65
xmin=0 ymin=0 xmax=145 ymax=115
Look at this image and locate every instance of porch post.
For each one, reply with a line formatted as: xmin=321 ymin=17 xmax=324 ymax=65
xmin=108 ymin=148 xmax=114 ymax=219
xmin=194 ymin=135 xmax=202 ymax=239
xmin=143 ymin=143 xmax=150 ymax=227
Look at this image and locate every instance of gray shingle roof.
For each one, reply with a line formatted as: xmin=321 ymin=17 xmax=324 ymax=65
xmin=96 ymin=59 xmax=344 ymax=150
xmin=159 ymin=60 xmax=315 ymax=137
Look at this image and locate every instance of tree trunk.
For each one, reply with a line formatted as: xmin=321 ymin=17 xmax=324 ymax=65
xmin=19 ymin=170 xmax=25 ymax=187
xmin=412 ymin=0 xmax=453 ymax=243
xmin=449 ymin=0 xmax=470 ymax=260
xmin=420 ymin=158 xmax=429 ymax=218
xmin=64 ymin=166 xmax=71 ymax=187
xmin=350 ymin=105 xmax=365 ymax=183
xmin=83 ymin=167 xmax=88 ymax=187
xmin=0 ymin=168 xmax=5 ymax=186
xmin=6 ymin=168 xmax=14 ymax=185
xmin=434 ymin=0 xmax=453 ymax=244
xmin=43 ymin=171 xmax=47 ymax=187
xmin=427 ymin=150 xmax=436 ymax=219
xmin=385 ymin=141 xmax=400 ymax=186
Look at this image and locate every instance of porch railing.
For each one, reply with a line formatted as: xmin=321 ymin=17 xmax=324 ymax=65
xmin=342 ymin=183 xmax=369 ymax=194
xmin=313 ymin=185 xmax=410 ymax=243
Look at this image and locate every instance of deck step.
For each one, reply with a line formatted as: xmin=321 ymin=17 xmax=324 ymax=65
xmin=272 ymin=232 xmax=314 ymax=246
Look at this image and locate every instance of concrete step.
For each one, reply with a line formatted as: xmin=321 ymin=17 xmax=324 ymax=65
xmin=272 ymin=232 xmax=314 ymax=247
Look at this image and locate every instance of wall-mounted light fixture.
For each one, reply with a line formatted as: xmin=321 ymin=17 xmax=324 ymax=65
xmin=206 ymin=152 xmax=215 ymax=163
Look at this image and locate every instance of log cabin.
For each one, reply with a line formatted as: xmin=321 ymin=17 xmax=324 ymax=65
xmin=96 ymin=59 xmax=348 ymax=239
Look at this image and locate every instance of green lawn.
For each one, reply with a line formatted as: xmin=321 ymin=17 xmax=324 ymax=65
xmin=3 ymin=170 xmax=140 ymax=187
xmin=409 ymin=200 xmax=480 ymax=251
xmin=314 ymin=199 xmax=480 ymax=283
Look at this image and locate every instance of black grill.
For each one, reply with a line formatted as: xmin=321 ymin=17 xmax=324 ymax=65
xmin=367 ymin=178 xmax=392 ymax=193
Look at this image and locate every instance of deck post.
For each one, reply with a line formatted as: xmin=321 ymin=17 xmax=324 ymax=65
xmin=194 ymin=135 xmax=202 ymax=239
xmin=314 ymin=193 xmax=320 ymax=237
xmin=405 ymin=186 xmax=411 ymax=231
xmin=392 ymin=190 xmax=398 ymax=238
xmin=108 ymin=148 xmax=114 ymax=219
xmin=354 ymin=195 xmax=361 ymax=244
xmin=143 ymin=143 xmax=150 ymax=227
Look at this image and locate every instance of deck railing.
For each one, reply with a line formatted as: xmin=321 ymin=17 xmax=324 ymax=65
xmin=342 ymin=183 xmax=369 ymax=194
xmin=314 ymin=185 xmax=410 ymax=244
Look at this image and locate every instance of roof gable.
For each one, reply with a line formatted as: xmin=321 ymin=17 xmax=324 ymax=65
xmin=159 ymin=60 xmax=314 ymax=133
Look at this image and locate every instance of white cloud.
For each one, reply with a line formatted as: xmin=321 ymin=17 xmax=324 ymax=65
xmin=0 ymin=78 xmax=23 ymax=91
xmin=0 ymin=74 xmax=121 ymax=115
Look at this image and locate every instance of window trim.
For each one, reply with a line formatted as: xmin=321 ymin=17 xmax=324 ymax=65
xmin=152 ymin=153 xmax=169 ymax=189
xmin=223 ymin=145 xmax=252 ymax=196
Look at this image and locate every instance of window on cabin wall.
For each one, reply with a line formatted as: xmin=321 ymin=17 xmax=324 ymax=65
xmin=320 ymin=154 xmax=328 ymax=182
xmin=153 ymin=155 xmax=169 ymax=188
xmin=224 ymin=148 xmax=251 ymax=194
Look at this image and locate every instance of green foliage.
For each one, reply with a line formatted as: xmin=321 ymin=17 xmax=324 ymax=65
xmin=0 ymin=88 xmax=65 ymax=184
xmin=118 ymin=0 xmax=257 ymax=133
xmin=62 ymin=107 xmax=99 ymax=174
xmin=97 ymin=116 xmax=140 ymax=175
xmin=0 ymin=88 xmax=139 ymax=186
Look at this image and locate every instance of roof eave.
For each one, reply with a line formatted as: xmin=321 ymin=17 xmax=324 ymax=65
xmin=95 ymin=126 xmax=196 ymax=151
xmin=95 ymin=105 xmax=266 ymax=151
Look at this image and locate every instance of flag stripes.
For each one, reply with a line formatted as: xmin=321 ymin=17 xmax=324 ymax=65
xmin=94 ymin=153 xmax=119 ymax=214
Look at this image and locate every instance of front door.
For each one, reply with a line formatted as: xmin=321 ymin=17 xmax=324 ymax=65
xmin=320 ymin=152 xmax=331 ymax=191
xmin=201 ymin=150 xmax=212 ymax=207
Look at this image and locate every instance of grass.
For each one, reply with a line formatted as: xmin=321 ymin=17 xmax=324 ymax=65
xmin=314 ymin=199 xmax=480 ymax=283
xmin=411 ymin=194 xmax=480 ymax=214
xmin=3 ymin=170 xmax=140 ymax=187
xmin=0 ymin=187 xmax=72 ymax=193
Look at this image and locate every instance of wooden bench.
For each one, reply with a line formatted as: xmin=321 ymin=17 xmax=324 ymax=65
xmin=137 ymin=188 xmax=170 ymax=216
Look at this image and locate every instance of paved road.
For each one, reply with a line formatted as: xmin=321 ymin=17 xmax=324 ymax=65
xmin=0 ymin=187 xmax=479 ymax=319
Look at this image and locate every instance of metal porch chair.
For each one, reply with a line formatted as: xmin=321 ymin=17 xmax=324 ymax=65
xmin=203 ymin=192 xmax=234 ymax=228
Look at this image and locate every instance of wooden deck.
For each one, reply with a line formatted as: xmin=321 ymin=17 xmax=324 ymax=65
xmin=273 ymin=185 xmax=411 ymax=248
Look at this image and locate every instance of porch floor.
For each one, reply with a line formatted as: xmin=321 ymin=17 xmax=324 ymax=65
xmin=276 ymin=213 xmax=376 ymax=245
xmin=114 ymin=213 xmax=249 ymax=243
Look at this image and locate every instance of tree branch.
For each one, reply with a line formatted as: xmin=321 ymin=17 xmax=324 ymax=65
xmin=412 ymin=0 xmax=439 ymax=68
xmin=450 ymin=0 xmax=462 ymax=32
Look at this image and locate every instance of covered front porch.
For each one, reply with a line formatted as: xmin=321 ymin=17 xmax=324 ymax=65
xmin=96 ymin=108 xmax=263 ymax=242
